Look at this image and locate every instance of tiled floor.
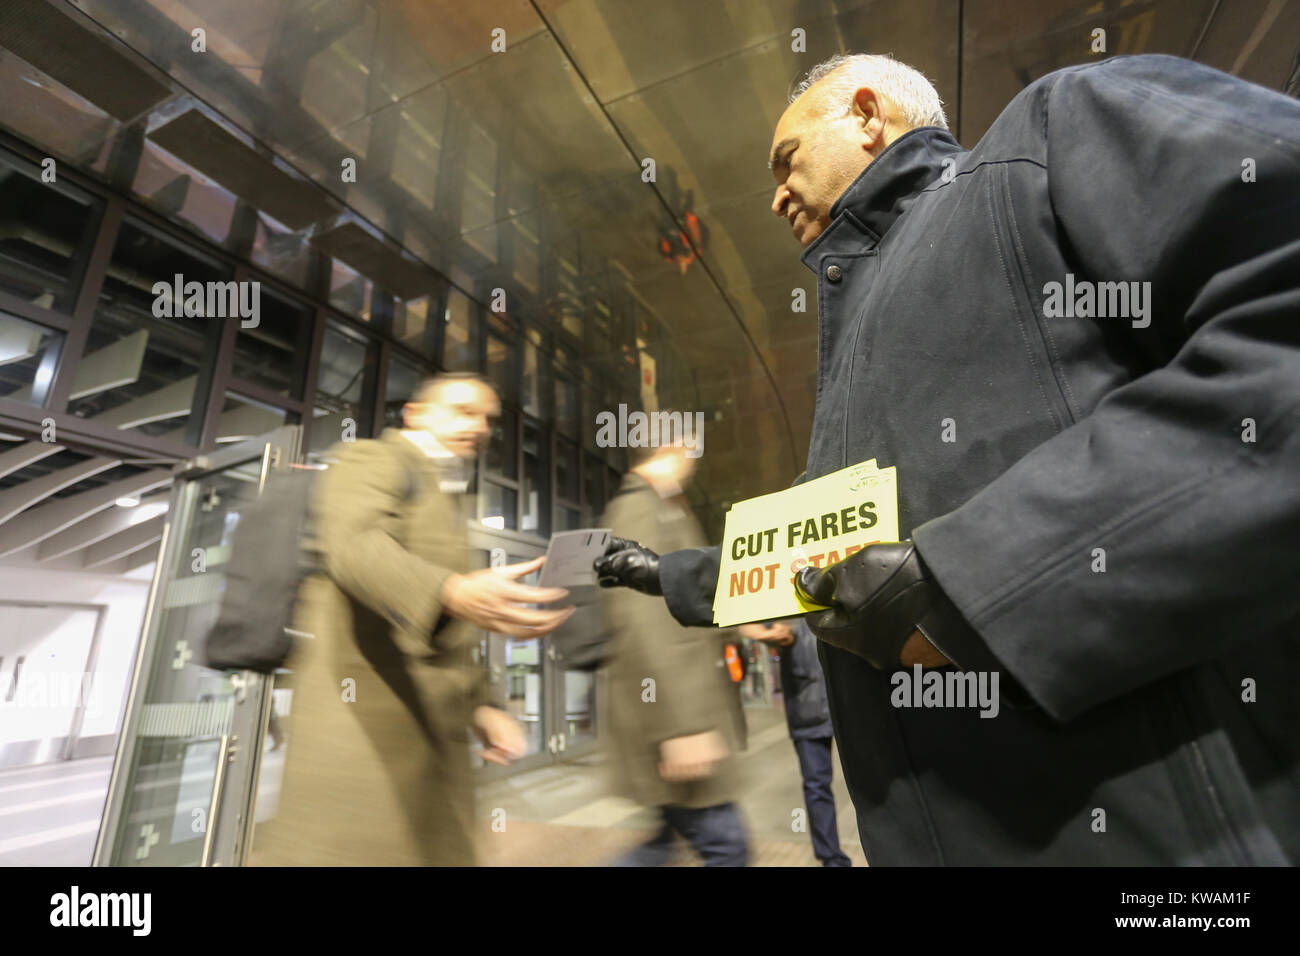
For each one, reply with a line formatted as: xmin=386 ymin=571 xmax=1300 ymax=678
xmin=0 ymin=755 xmax=112 ymax=866
xmin=3 ymin=704 xmax=867 ymax=868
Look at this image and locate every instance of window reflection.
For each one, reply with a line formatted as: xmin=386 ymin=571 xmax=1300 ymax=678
xmin=486 ymin=413 xmax=517 ymax=479
xmin=0 ymin=312 xmax=61 ymax=406
xmin=310 ymin=322 xmax=370 ymax=459
xmin=329 ymin=258 xmax=374 ymax=322
xmin=383 ymin=354 xmax=423 ymax=429
xmin=442 ymin=289 xmax=478 ymax=371
xmin=481 ymin=481 xmax=517 ymax=531
xmin=555 ymin=436 xmax=578 ymax=502
xmin=522 ymin=421 xmax=547 ymax=535
xmin=555 ymin=375 xmax=579 ymax=437
xmin=216 ymin=392 xmax=293 ymax=443
xmin=70 ymin=221 xmax=227 ymax=443
xmin=0 ymin=159 xmax=100 ymax=312
xmin=232 ymin=290 xmax=311 ymax=398
xmin=393 ymin=293 xmax=435 ymax=359
xmin=486 ymin=325 xmax=517 ymax=406
xmin=133 ymin=139 xmax=237 ymax=246
xmin=250 ymin=211 xmax=312 ymax=288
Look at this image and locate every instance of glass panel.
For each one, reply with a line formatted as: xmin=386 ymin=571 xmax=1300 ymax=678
xmin=442 ymin=289 xmax=478 ymax=371
xmin=310 ymin=321 xmax=370 ymax=459
xmin=485 ymin=328 xmax=517 ymax=405
xmin=329 ymin=258 xmax=374 ymax=322
xmin=393 ymin=293 xmax=435 ymax=359
xmin=231 ymin=290 xmax=311 ymax=398
xmin=555 ymin=436 xmax=578 ymax=502
xmin=556 ymin=505 xmax=580 ymax=531
xmin=0 ymin=312 xmax=61 ymax=406
xmin=0 ymin=54 xmax=120 ymax=179
xmin=582 ymin=381 xmax=602 ymax=450
xmin=583 ymin=452 xmax=602 ymax=507
xmin=562 ymin=669 xmax=596 ymax=747
xmin=555 ymin=375 xmax=579 ymax=437
xmin=249 ymin=211 xmax=312 ymax=288
xmin=133 ymin=138 xmax=237 ymax=245
xmin=392 ymin=93 xmax=444 ymax=210
xmin=105 ymin=456 xmax=266 ymax=866
xmin=492 ymin=552 xmax=543 ymax=760
xmin=521 ymin=421 xmax=547 ymax=535
xmin=481 ymin=482 xmax=517 ymax=531
xmin=460 ymin=123 xmax=497 ymax=235
xmin=0 ymin=158 xmax=100 ymax=312
xmin=383 ymin=355 xmax=423 ymax=430
xmin=215 ymin=392 xmax=293 ymax=443
xmin=511 ymin=217 xmax=539 ymax=295
xmin=521 ymin=336 xmax=541 ymax=417
xmin=70 ymin=221 xmax=228 ymax=443
xmin=486 ymin=413 xmax=517 ymax=480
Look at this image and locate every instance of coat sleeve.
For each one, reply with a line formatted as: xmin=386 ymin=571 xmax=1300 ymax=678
xmin=912 ymin=55 xmax=1300 ymax=722
xmin=659 ymin=545 xmax=724 ymax=626
xmin=312 ymin=440 xmax=456 ymax=638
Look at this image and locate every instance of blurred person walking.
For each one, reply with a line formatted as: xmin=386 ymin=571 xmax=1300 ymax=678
xmin=600 ymin=441 xmax=750 ymax=867
xmin=253 ymin=373 xmax=572 ymax=866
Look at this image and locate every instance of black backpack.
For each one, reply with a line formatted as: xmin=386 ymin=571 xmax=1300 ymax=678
xmin=203 ymin=461 xmax=417 ymax=672
xmin=203 ymin=467 xmax=321 ymax=672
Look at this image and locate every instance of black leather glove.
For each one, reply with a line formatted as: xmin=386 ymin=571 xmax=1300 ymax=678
xmin=593 ymin=536 xmax=662 ymax=596
xmin=795 ymin=541 xmax=980 ymax=672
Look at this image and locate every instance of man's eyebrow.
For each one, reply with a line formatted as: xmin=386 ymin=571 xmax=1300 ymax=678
xmin=768 ymin=137 xmax=798 ymax=170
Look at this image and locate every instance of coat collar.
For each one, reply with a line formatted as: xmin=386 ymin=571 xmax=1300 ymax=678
xmin=800 ymin=126 xmax=965 ymax=271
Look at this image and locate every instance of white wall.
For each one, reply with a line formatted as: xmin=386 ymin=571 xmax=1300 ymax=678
xmin=0 ymin=564 xmax=153 ymax=741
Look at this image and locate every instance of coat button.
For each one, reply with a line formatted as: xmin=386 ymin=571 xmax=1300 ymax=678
xmin=826 ymin=264 xmax=842 ymax=283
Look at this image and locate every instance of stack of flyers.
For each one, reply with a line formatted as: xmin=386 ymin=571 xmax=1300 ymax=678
xmin=711 ymin=459 xmax=900 ymax=627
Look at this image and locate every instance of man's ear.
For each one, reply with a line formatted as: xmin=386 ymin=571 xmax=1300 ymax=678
xmin=853 ymin=86 xmax=886 ymax=149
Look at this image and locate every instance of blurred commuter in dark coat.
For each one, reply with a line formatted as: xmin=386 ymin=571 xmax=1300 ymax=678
xmin=600 ymin=442 xmax=750 ymax=866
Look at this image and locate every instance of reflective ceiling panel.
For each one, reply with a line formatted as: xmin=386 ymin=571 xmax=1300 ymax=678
xmin=1 ymin=0 xmax=1294 ymax=513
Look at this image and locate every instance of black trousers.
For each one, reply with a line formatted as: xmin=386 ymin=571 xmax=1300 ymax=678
xmin=793 ymin=736 xmax=851 ymax=866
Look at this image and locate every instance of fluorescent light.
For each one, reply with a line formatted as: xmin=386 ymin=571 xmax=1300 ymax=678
xmin=115 ymin=496 xmax=140 ymax=508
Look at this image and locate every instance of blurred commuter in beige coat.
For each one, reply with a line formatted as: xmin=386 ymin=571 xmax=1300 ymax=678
xmin=600 ymin=441 xmax=750 ymax=866
xmin=253 ymin=374 xmax=572 ymax=866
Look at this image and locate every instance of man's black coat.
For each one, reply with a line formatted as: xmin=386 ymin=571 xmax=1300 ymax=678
xmin=657 ymin=55 xmax=1300 ymax=865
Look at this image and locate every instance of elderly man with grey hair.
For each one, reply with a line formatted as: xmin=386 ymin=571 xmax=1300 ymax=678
xmin=598 ymin=51 xmax=1300 ymax=865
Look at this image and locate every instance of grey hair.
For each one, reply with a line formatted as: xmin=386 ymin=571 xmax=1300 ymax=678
xmin=790 ymin=54 xmax=948 ymax=131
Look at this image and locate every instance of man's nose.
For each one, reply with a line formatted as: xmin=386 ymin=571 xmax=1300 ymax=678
xmin=771 ymin=184 xmax=790 ymax=217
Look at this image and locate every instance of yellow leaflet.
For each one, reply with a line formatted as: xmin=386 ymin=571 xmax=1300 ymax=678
xmin=712 ymin=460 xmax=899 ymax=627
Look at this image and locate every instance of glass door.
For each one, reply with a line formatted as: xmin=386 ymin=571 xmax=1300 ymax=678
xmin=468 ymin=527 xmax=550 ymax=774
xmin=92 ymin=426 xmax=300 ymax=866
xmin=467 ymin=524 xmax=601 ymax=775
